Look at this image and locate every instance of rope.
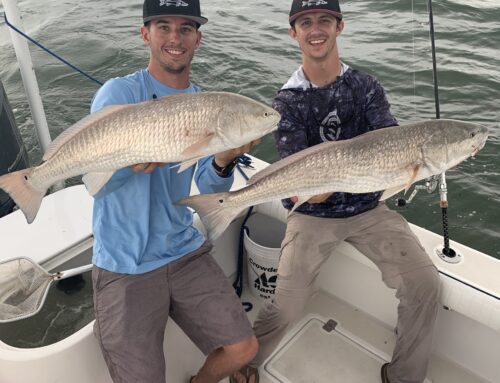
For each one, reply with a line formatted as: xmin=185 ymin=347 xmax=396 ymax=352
xmin=3 ymin=13 xmax=103 ymax=86
xmin=233 ymin=155 xmax=255 ymax=312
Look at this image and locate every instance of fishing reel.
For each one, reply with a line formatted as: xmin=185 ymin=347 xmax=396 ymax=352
xmin=395 ymin=176 xmax=439 ymax=207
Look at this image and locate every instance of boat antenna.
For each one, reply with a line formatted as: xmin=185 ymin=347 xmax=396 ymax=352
xmin=428 ymin=0 xmax=460 ymax=263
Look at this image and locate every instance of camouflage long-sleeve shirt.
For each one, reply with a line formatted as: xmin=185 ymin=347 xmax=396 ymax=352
xmin=273 ymin=64 xmax=398 ymax=218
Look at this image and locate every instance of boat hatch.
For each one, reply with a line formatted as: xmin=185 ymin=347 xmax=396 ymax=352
xmin=264 ymin=316 xmax=430 ymax=383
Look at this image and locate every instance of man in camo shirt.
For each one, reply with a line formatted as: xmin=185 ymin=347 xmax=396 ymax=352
xmin=231 ymin=1 xmax=440 ymax=383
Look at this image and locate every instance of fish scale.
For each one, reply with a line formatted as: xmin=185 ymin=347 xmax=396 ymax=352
xmin=228 ymin=130 xmax=420 ymax=206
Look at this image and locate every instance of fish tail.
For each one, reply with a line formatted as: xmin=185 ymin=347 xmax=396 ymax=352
xmin=0 ymin=168 xmax=45 ymax=224
xmin=177 ymin=192 xmax=243 ymax=242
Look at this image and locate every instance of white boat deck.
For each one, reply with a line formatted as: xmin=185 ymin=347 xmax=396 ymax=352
xmin=162 ymin=284 xmax=492 ymax=383
xmin=221 ymin=288 xmax=491 ymax=383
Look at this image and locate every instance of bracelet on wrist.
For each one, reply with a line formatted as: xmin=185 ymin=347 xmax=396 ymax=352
xmin=212 ymin=158 xmax=237 ymax=178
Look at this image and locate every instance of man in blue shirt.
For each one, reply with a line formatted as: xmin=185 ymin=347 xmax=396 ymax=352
xmin=91 ymin=1 xmax=258 ymax=382
xmin=232 ymin=1 xmax=439 ymax=383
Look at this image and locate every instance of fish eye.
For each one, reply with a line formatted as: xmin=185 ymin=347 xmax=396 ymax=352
xmin=264 ymin=112 xmax=269 ymax=117
xmin=470 ymin=132 xmax=476 ymax=138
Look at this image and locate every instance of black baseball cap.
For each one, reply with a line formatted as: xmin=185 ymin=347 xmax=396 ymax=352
xmin=143 ymin=0 xmax=208 ymax=26
xmin=289 ymin=0 xmax=343 ymax=26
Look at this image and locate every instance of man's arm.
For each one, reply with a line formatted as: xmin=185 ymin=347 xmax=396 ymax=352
xmin=195 ymin=141 xmax=259 ymax=194
xmin=195 ymin=156 xmax=234 ymax=194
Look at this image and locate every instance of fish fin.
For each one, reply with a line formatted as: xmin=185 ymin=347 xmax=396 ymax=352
xmin=176 ymin=157 xmax=204 ymax=173
xmin=176 ymin=192 xmax=242 ymax=242
xmin=43 ymin=104 xmax=131 ymax=161
xmin=290 ymin=195 xmax=315 ymax=212
xmin=380 ymin=185 xmax=406 ymax=201
xmin=405 ymin=164 xmax=421 ymax=193
xmin=215 ymin=123 xmax=236 ymax=147
xmin=180 ymin=134 xmax=216 ymax=159
xmin=0 ymin=168 xmax=46 ymax=224
xmin=213 ymin=106 xmax=237 ymax=147
xmin=82 ymin=171 xmax=115 ymax=196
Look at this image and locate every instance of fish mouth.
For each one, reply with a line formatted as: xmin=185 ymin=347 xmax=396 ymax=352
xmin=471 ymin=140 xmax=486 ymax=156
xmin=471 ymin=145 xmax=480 ymax=156
xmin=470 ymin=127 xmax=489 ymax=156
xmin=264 ymin=120 xmax=279 ymax=134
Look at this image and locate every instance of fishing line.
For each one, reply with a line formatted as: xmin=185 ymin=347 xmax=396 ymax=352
xmin=427 ymin=0 xmax=441 ymax=119
xmin=426 ymin=0 xmax=455 ymax=260
xmin=411 ymin=0 xmax=417 ymax=120
xmin=399 ymin=1 xmax=455 ymax=260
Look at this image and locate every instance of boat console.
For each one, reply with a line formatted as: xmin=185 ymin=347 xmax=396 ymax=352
xmin=0 ymin=79 xmax=30 ymax=218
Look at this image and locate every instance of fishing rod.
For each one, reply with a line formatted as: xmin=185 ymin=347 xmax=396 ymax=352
xmin=396 ymin=0 xmax=458 ymax=262
xmin=428 ymin=0 xmax=459 ymax=263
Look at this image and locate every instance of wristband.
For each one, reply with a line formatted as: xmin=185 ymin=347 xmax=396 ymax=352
xmin=212 ymin=158 xmax=237 ymax=178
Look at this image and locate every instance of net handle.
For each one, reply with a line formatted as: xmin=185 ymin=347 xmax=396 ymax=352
xmin=53 ymin=264 xmax=93 ymax=280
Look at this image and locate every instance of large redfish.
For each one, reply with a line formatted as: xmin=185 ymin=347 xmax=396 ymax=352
xmin=178 ymin=119 xmax=488 ymax=241
xmin=0 ymin=92 xmax=280 ymax=223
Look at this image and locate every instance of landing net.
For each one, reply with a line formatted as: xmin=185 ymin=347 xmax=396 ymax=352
xmin=0 ymin=258 xmax=52 ymax=322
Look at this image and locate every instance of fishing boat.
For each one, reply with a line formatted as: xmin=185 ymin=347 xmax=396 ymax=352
xmin=0 ymin=0 xmax=499 ymax=382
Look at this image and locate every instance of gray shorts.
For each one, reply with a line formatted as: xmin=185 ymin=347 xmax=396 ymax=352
xmin=92 ymin=242 xmax=253 ymax=382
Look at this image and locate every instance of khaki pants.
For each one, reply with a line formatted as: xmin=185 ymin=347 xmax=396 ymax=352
xmin=251 ymin=204 xmax=440 ymax=383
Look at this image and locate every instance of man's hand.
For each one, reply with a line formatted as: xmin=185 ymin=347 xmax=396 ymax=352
xmin=290 ymin=192 xmax=332 ymax=204
xmin=213 ymin=139 xmax=261 ymax=167
xmin=131 ymin=162 xmax=168 ymax=174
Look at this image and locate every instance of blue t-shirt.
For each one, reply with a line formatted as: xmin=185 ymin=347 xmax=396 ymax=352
xmin=90 ymin=69 xmax=233 ymax=274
